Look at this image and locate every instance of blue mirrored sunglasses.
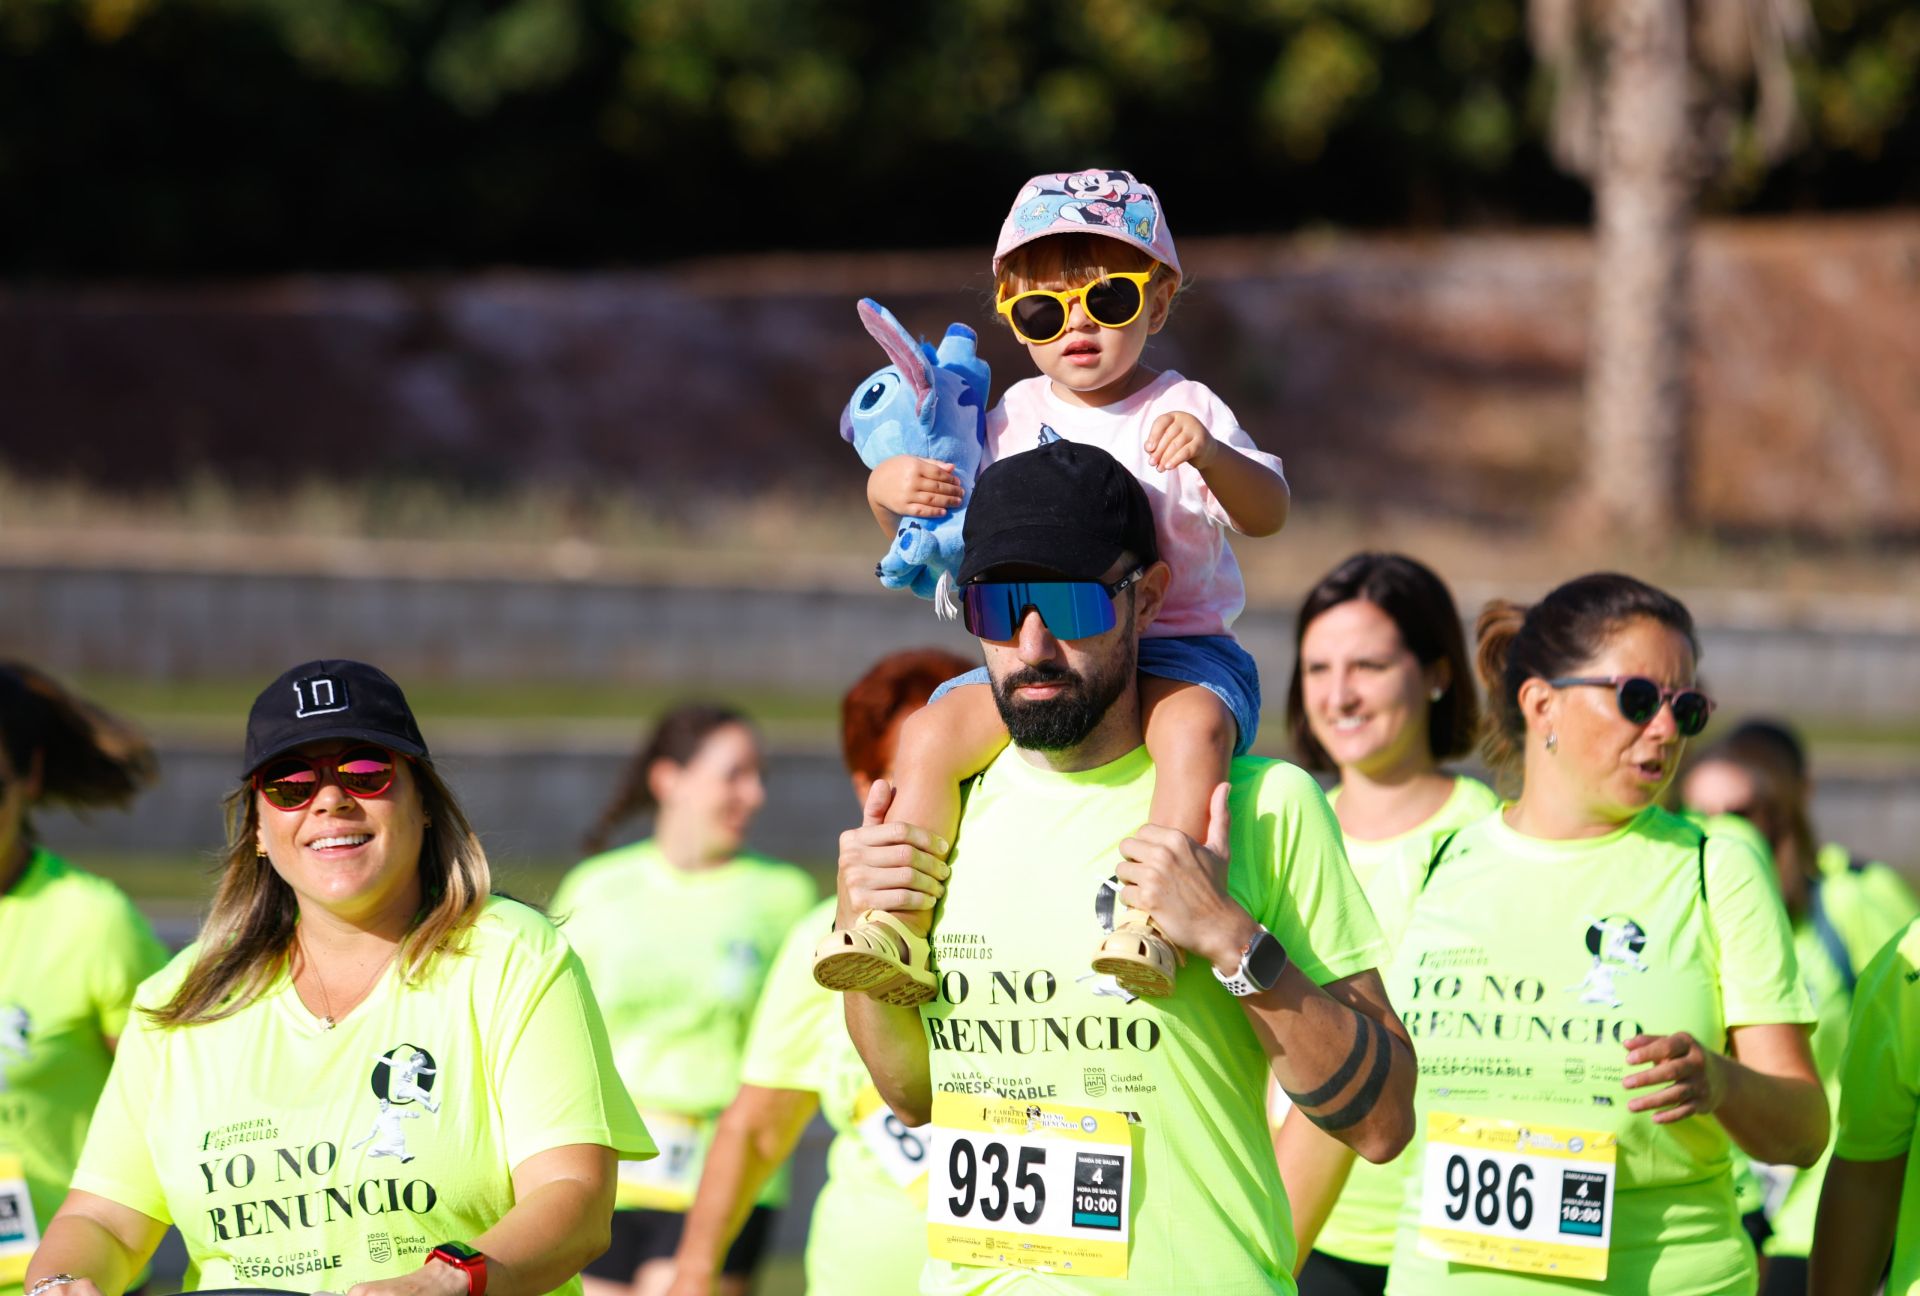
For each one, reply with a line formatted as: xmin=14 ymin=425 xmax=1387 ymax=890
xmin=960 ymin=569 xmax=1145 ymax=642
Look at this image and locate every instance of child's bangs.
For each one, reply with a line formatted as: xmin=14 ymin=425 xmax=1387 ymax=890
xmin=998 ymin=234 xmax=1159 ymax=296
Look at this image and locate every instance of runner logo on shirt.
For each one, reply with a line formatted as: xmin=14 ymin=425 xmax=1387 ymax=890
xmin=1568 ymin=917 xmax=1650 ymax=1008
xmin=0 ymin=1006 xmax=27 ymax=1088
xmin=351 ymin=1045 xmax=440 ymax=1164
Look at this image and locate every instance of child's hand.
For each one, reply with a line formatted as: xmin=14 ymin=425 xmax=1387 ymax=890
xmin=869 ymin=455 xmax=963 ymax=518
xmin=1145 ymin=411 xmax=1219 ymax=473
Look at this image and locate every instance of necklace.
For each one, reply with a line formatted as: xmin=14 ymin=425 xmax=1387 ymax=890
xmin=299 ymin=934 xmax=399 ymax=1029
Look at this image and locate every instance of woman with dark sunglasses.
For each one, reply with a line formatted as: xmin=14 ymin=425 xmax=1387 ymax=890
xmin=1286 ymin=573 xmax=1826 ymax=1294
xmin=25 ymin=659 xmax=652 ymax=1296
xmin=0 ymin=665 xmax=168 ymax=1296
xmin=1271 ymin=555 xmax=1495 ymax=1296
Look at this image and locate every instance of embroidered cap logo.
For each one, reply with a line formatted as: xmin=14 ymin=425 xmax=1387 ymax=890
xmin=293 ymin=675 xmax=351 ymax=718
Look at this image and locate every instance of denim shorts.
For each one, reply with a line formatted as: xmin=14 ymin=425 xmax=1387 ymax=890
xmin=929 ymin=632 xmax=1262 ymax=756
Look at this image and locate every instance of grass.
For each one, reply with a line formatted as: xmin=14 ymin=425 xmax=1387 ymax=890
xmin=67 ymin=674 xmax=847 ymax=744
xmin=64 ymin=669 xmax=1920 ymax=766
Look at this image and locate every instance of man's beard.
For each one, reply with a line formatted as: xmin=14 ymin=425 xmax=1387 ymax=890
xmin=988 ymin=639 xmax=1136 ymax=752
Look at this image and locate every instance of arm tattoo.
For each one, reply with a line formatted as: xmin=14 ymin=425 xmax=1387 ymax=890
xmin=1284 ymin=1015 xmax=1394 ymax=1134
xmin=1283 ymin=1014 xmax=1368 ymax=1109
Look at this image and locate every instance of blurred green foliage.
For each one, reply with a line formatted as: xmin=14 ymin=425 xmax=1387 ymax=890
xmin=0 ymin=0 xmax=1911 ymax=273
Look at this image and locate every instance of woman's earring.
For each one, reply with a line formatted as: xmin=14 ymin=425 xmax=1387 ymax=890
xmin=1545 ymin=731 xmax=1559 ymax=754
xmin=1429 ymin=687 xmax=1445 ymax=702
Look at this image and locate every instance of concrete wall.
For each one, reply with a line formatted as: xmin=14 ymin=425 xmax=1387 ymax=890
xmin=16 ymin=560 xmax=1917 ymax=870
xmin=6 ymin=560 xmax=1918 ymax=718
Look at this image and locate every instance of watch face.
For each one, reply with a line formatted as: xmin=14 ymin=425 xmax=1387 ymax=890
xmin=1246 ymin=931 xmax=1289 ymax=987
xmin=435 ymin=1243 xmax=481 ymax=1264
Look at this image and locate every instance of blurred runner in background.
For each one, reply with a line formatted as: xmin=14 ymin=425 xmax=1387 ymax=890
xmin=666 ymin=648 xmax=972 ymax=1296
xmin=1271 ymin=556 xmax=1494 ymax=1296
xmin=25 ymin=658 xmax=650 ymax=1296
xmin=558 ymin=705 xmax=814 ymax=1296
xmin=1811 ymin=912 xmax=1920 ymax=1295
xmin=0 ymin=666 xmax=166 ymax=1296
xmin=1682 ymin=719 xmax=1920 ymax=1296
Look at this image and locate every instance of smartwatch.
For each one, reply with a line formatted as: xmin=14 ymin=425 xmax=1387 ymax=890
xmin=1212 ymin=925 xmax=1289 ymax=997
xmin=428 ymin=1242 xmax=489 ymax=1296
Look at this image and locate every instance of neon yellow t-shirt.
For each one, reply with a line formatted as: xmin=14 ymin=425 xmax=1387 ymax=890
xmin=1312 ymin=777 xmax=1500 ymax=1268
xmin=920 ymin=746 xmax=1387 ymax=1295
xmin=551 ymin=840 xmax=814 ymax=1210
xmin=1754 ymin=848 xmax=1919 ymax=1258
xmin=1704 ymin=829 xmax=1920 ymax=1256
xmin=0 ymin=849 xmax=168 ymax=1295
xmin=1832 ymin=915 xmax=1920 ymax=1296
xmin=739 ymin=896 xmax=928 ymax=1295
xmin=71 ymin=897 xmax=654 ymax=1296
xmin=1383 ymin=807 xmax=1813 ymax=1295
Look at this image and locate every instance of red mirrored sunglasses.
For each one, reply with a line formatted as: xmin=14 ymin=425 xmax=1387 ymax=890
xmin=253 ymin=745 xmax=402 ymax=811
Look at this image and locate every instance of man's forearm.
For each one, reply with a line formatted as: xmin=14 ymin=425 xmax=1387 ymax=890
xmin=845 ymin=995 xmax=934 ymax=1126
xmin=1240 ymin=968 xmax=1415 ymax=1164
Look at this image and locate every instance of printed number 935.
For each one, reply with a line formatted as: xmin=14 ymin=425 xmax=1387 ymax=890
xmin=948 ymin=1137 xmax=1046 ymax=1225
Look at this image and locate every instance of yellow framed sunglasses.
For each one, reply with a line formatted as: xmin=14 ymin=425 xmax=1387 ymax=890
xmin=994 ymin=266 xmax=1158 ymax=346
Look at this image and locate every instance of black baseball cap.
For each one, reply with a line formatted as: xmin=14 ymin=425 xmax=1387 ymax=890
xmin=242 ymin=659 xmax=430 ymax=776
xmin=957 ymin=439 xmax=1160 ymax=584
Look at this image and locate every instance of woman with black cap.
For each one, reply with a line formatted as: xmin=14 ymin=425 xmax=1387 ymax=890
xmin=0 ymin=664 xmax=168 ymax=1296
xmin=24 ymin=660 xmax=653 ymax=1296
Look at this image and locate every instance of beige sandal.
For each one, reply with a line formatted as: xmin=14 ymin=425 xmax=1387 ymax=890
xmin=1090 ymin=915 xmax=1181 ymax=998
xmin=812 ymin=909 xmax=938 ymax=1005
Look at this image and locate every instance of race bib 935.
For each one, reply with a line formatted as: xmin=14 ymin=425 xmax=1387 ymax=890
xmin=926 ymin=1093 xmax=1134 ymax=1279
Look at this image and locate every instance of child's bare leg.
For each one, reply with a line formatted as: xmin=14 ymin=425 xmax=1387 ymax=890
xmin=1091 ymin=678 xmax=1236 ymax=998
xmin=812 ymin=684 xmax=1008 ymax=1002
xmin=881 ymin=685 xmax=1011 ymax=940
xmin=1141 ymin=678 xmax=1237 ymax=840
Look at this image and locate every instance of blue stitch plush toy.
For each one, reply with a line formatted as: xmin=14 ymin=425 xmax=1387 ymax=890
xmin=839 ymin=298 xmax=990 ymax=617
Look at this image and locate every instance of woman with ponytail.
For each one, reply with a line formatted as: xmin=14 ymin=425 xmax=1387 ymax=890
xmin=0 ymin=665 xmax=166 ymax=1296
xmin=553 ymin=705 xmax=813 ymax=1296
xmin=1290 ymin=574 xmax=1826 ymax=1293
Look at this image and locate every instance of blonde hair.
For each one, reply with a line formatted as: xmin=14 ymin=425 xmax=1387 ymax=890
xmin=147 ymin=759 xmax=491 ymax=1027
xmin=996 ymin=232 xmax=1175 ymax=301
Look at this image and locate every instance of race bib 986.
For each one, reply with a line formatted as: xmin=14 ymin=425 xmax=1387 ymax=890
xmin=1417 ymin=1113 xmax=1617 ymax=1282
xmin=926 ymin=1093 xmax=1133 ymax=1279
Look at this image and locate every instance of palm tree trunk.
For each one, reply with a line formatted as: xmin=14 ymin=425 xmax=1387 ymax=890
xmin=1580 ymin=0 xmax=1693 ymax=543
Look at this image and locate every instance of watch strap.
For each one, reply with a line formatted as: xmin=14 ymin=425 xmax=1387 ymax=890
xmin=1212 ymin=925 xmax=1286 ymax=997
xmin=429 ymin=1242 xmax=488 ymax=1296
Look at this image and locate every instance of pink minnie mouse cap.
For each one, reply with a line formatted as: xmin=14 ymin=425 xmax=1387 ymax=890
xmin=992 ymin=168 xmax=1180 ymax=280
